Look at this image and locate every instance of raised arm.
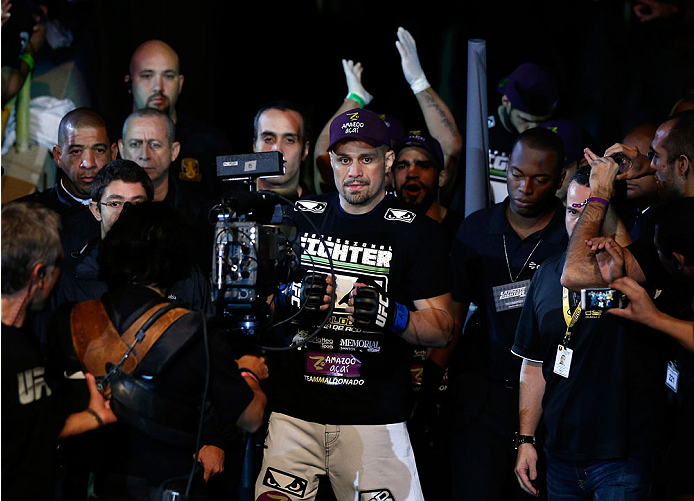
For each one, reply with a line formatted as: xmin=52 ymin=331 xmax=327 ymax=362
xmin=396 ymin=27 xmax=462 ymax=196
xmin=313 ymin=60 xmax=373 ymax=193
xmin=561 ymin=149 xmax=643 ymax=290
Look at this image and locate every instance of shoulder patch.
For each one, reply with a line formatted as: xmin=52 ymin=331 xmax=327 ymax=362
xmin=295 ymin=200 xmax=327 ymax=213
xmin=384 ymin=208 xmax=416 ymax=223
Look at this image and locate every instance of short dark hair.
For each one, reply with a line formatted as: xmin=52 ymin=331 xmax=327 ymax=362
xmin=651 ymin=197 xmax=694 ymax=263
xmin=661 ymin=109 xmax=694 ymax=165
xmin=58 ymin=108 xmax=109 ymax=147
xmin=98 ymin=202 xmax=193 ymax=292
xmin=253 ymin=100 xmax=312 ymax=145
xmin=91 ymin=159 xmax=155 ymax=202
xmin=569 ymin=164 xmax=591 ymax=188
xmin=511 ymin=126 xmax=565 ymax=174
xmin=2 ymin=201 xmax=62 ymax=295
xmin=122 ymin=108 xmax=176 ymax=144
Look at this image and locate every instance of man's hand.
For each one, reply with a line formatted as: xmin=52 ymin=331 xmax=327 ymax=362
xmin=235 ymin=354 xmax=269 ymax=381
xmin=196 ymin=445 xmax=225 ymax=482
xmin=606 ymin=277 xmax=659 ymax=324
xmin=514 ymin=443 xmax=540 ymax=497
xmin=634 ymin=0 xmax=679 ymax=22
xmin=277 ymin=272 xmax=334 ymax=319
xmin=85 ymin=372 xmax=117 ymax=426
xmin=603 ymin=142 xmax=654 ymax=181
xmin=347 ymin=282 xmax=409 ymax=334
xmin=342 ymin=59 xmax=373 ymax=107
xmin=584 ymin=148 xmax=620 ymax=200
xmin=395 ymin=27 xmax=430 ymax=94
xmin=586 ymin=236 xmax=626 ymax=283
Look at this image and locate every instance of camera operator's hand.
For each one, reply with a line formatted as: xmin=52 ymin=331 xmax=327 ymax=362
xmin=236 ymin=354 xmax=269 ymax=381
xmin=584 ymin=148 xmax=620 ymax=201
xmin=585 ymin=236 xmax=626 ymax=284
xmin=603 ymin=143 xmax=654 ymax=181
xmin=347 ymin=282 xmax=410 ymax=334
xmin=395 ymin=27 xmax=431 ymax=94
xmin=605 ymin=277 xmax=658 ymax=323
xmin=196 ymin=445 xmax=225 ymax=482
xmin=634 ymin=0 xmax=680 ymax=22
xmin=342 ymin=59 xmax=372 ymax=107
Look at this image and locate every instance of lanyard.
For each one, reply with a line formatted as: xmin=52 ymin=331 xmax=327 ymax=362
xmin=561 ymin=287 xmax=581 ymax=346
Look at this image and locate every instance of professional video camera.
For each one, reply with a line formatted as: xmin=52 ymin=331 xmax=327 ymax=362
xmin=211 ymin=152 xmax=302 ymax=342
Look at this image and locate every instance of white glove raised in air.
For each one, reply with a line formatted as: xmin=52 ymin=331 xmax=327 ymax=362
xmin=342 ymin=59 xmax=373 ymax=107
xmin=395 ymin=27 xmax=431 ymax=94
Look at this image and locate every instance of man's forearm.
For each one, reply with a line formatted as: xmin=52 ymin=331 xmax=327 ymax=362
xmin=518 ymin=359 xmax=545 ymax=436
xmin=400 ymin=294 xmax=454 ymax=348
xmin=561 ymin=201 xmax=608 ymax=290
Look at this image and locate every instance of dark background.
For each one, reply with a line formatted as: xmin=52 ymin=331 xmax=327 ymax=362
xmin=15 ymin=0 xmax=694 ymax=194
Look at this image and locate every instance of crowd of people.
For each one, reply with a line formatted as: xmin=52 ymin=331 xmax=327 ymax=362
xmin=2 ymin=4 xmax=694 ymax=501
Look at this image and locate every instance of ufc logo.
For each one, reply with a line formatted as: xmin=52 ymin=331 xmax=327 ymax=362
xmin=376 ymin=295 xmax=389 ymax=328
xmin=17 ymin=367 xmax=52 ymax=405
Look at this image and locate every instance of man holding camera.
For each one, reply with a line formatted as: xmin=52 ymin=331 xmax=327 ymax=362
xmin=512 ymin=165 xmax=671 ymax=500
xmin=254 ymin=108 xmax=453 ymax=501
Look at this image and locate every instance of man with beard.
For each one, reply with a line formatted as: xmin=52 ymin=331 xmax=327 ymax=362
xmin=392 ymin=131 xmax=463 ymax=249
xmin=125 ymin=39 xmax=231 ymax=198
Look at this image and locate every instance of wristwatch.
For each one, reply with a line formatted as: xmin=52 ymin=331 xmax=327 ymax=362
xmin=514 ymin=432 xmax=536 ymax=449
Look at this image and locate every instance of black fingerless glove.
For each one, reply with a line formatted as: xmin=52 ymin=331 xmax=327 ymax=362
xmin=351 ymin=285 xmax=409 ymax=334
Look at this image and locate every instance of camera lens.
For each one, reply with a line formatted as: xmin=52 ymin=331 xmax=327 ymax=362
xmin=609 ymin=153 xmax=632 ymax=174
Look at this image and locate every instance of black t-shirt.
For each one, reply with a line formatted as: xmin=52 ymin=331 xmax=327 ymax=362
xmin=512 ymin=253 xmax=670 ymax=461
xmin=1 ymin=323 xmax=67 ymax=500
xmin=450 ymin=197 xmax=568 ymax=381
xmin=272 ymin=193 xmax=450 ymax=425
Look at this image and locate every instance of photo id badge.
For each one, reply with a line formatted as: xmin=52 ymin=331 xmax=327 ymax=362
xmin=666 ymin=362 xmax=679 ymax=393
xmin=553 ymin=345 xmax=573 ymax=378
xmin=493 ymin=280 xmax=531 ymax=312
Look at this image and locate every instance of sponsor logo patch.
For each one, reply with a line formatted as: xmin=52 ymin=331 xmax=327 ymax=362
xmin=384 ymin=208 xmax=416 ymax=223
xmin=262 ymin=468 xmax=308 ymax=498
xmin=295 ymin=200 xmax=328 ymax=213
xmin=359 ymin=489 xmax=395 ymax=501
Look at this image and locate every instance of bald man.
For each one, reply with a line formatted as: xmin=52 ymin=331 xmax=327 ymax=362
xmin=19 ymin=108 xmax=117 ymax=273
xmin=125 ymin=39 xmax=231 ymax=198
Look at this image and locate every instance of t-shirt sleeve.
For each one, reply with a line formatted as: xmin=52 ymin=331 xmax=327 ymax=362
xmin=511 ymin=269 xmax=544 ymax=363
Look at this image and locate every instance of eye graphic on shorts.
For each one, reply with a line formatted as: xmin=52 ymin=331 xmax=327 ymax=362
xmin=262 ymin=468 xmax=308 ymax=497
xmin=359 ymin=489 xmax=395 ymax=501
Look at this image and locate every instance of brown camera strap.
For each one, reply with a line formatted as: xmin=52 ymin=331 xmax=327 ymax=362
xmin=70 ymin=299 xmax=190 ymax=380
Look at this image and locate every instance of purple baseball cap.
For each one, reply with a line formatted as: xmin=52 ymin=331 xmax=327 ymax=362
xmin=498 ymin=62 xmax=559 ymax=116
xmin=328 ymin=108 xmax=392 ymax=152
xmin=379 ymin=113 xmax=406 ymax=144
xmin=542 ymin=119 xmax=590 ymax=165
xmin=393 ymin=131 xmax=445 ymax=170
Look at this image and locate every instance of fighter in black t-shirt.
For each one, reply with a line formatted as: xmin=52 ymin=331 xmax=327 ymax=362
xmin=255 ymin=108 xmax=452 ymax=501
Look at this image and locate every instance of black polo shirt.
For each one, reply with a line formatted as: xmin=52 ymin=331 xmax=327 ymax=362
xmin=450 ymin=197 xmax=567 ymax=382
xmin=513 ymin=253 xmax=670 ymax=461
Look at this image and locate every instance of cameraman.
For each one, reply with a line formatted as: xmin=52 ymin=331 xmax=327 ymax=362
xmin=56 ymin=202 xmax=267 ymax=501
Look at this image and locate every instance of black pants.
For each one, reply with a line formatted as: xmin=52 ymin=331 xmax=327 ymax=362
xmin=450 ymin=374 xmax=547 ymax=501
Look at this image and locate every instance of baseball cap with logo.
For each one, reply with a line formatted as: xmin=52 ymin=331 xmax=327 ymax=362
xmin=393 ymin=131 xmax=445 ymax=170
xmin=328 ymin=108 xmax=392 ymax=152
xmin=498 ymin=62 xmax=559 ymax=116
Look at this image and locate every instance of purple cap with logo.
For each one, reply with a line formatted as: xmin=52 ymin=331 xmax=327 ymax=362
xmin=393 ymin=131 xmax=445 ymax=170
xmin=328 ymin=108 xmax=392 ymax=152
xmin=542 ymin=119 xmax=590 ymax=165
xmin=379 ymin=113 xmax=406 ymax=144
xmin=498 ymin=62 xmax=559 ymax=116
